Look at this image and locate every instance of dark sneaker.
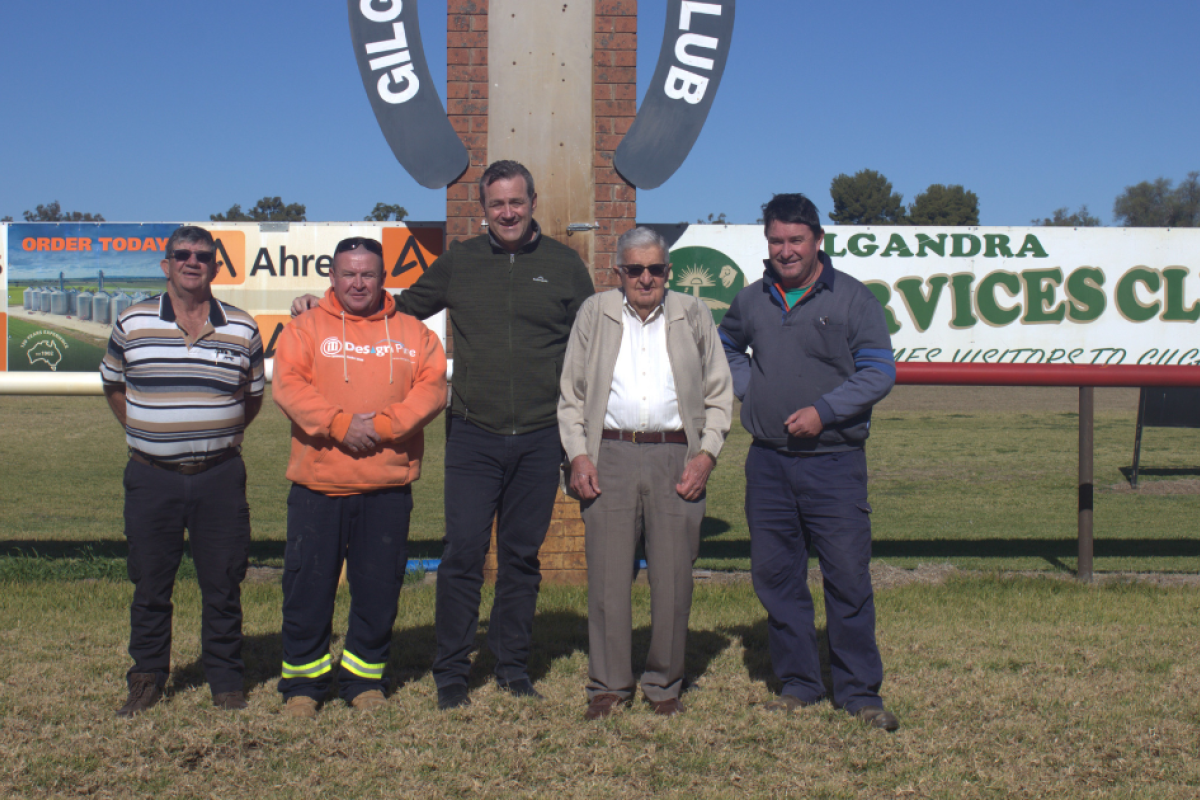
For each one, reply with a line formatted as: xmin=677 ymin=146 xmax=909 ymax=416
xmin=853 ymin=705 xmax=900 ymax=732
xmin=213 ymin=691 xmax=248 ymax=710
xmin=497 ymin=678 xmax=543 ymax=700
xmin=437 ymin=684 xmax=471 ymax=710
xmin=116 ymin=673 xmax=162 ymax=718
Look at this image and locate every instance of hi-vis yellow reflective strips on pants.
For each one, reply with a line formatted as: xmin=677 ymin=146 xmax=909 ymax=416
xmin=340 ymin=650 xmax=385 ymax=680
xmin=281 ymin=654 xmax=333 ymax=680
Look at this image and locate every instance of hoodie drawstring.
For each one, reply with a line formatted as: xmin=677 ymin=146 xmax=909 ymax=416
xmin=341 ymin=311 xmax=348 ymax=382
xmin=341 ymin=305 xmax=394 ymax=385
xmin=384 ymin=313 xmax=394 ymax=384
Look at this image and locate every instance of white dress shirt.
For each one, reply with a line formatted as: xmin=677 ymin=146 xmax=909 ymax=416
xmin=604 ymin=299 xmax=683 ymax=432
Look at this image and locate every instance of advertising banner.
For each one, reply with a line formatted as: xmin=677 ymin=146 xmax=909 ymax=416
xmin=6 ymin=222 xmax=1198 ymax=376
xmin=657 ymin=225 xmax=1200 ymax=368
xmin=3 ymin=222 xmax=445 ymax=374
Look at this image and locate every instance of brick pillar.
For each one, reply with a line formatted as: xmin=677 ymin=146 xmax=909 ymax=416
xmin=593 ymin=0 xmax=638 ymax=290
xmin=449 ymin=0 xmax=638 ymax=585
xmin=446 ymin=1 xmax=489 ymax=248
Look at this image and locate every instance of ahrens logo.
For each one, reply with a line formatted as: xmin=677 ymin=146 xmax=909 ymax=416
xmin=320 ymin=336 xmax=416 ymax=359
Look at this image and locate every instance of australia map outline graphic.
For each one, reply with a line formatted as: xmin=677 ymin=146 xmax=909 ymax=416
xmin=27 ymin=338 xmax=64 ymax=371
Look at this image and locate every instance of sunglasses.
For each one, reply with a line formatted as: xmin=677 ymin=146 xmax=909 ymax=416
xmin=335 ymin=237 xmax=384 ymax=256
xmin=619 ymin=263 xmax=668 ymax=278
xmin=170 ymin=249 xmax=216 ymax=264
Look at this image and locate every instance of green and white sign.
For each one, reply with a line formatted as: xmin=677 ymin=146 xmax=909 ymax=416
xmin=667 ymin=245 xmax=745 ymax=323
xmin=666 ymin=225 xmax=1200 ymax=368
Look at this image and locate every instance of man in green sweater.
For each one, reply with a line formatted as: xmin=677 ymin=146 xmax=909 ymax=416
xmin=294 ymin=160 xmax=594 ymax=709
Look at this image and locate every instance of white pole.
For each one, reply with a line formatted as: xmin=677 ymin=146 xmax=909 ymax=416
xmin=0 ymin=360 xmax=276 ymax=395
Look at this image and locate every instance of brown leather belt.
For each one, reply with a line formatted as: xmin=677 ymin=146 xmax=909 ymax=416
xmin=129 ymin=448 xmax=240 ymax=476
xmin=601 ymin=429 xmax=687 ymax=445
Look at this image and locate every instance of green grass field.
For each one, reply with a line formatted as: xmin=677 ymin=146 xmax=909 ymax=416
xmin=1 ymin=575 xmax=1198 ymax=798
xmin=2 ymin=387 xmax=1197 ymax=575
xmin=1 ymin=387 xmax=1199 ymax=797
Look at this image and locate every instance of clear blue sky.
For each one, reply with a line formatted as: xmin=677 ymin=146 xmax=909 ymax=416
xmin=2 ymin=1 xmax=1197 ymax=226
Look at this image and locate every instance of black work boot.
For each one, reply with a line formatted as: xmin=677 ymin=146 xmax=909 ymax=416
xmin=116 ymin=673 xmax=162 ymax=718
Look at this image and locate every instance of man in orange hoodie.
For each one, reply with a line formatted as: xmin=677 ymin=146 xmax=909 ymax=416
xmin=272 ymin=237 xmax=447 ymax=718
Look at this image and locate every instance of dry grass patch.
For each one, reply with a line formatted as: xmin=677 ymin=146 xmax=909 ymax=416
xmin=2 ymin=577 xmax=1200 ymax=798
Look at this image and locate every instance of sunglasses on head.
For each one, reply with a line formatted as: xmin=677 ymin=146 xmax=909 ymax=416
xmin=170 ymin=249 xmax=216 ymax=264
xmin=619 ymin=263 xmax=668 ymax=278
xmin=335 ymin=237 xmax=384 ymax=256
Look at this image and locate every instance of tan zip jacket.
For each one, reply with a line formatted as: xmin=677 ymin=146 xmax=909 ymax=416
xmin=558 ymin=289 xmax=732 ymax=465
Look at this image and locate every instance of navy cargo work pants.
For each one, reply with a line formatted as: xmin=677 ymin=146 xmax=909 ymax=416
xmin=123 ymin=455 xmax=250 ymax=696
xmin=278 ymin=484 xmax=413 ymax=703
xmin=745 ymin=444 xmax=884 ymax=713
xmin=433 ymin=417 xmax=562 ymax=689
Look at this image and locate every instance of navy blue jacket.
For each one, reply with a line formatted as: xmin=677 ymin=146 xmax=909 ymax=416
xmin=719 ymin=251 xmax=895 ymax=453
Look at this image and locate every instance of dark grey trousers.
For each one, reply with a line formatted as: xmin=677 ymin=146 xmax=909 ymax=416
xmin=582 ymin=440 xmax=704 ymax=702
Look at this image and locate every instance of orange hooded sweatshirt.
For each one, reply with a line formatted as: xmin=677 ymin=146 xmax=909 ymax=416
xmin=273 ymin=288 xmax=447 ymax=495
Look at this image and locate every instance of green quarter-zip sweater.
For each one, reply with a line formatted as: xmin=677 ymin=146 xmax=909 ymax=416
xmin=394 ymin=222 xmax=595 ymax=435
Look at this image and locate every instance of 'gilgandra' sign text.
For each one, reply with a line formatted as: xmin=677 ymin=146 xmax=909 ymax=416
xmin=662 ymin=225 xmax=1200 ymax=368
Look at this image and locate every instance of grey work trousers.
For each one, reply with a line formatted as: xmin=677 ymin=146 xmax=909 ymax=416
xmin=582 ymin=439 xmax=704 ymax=702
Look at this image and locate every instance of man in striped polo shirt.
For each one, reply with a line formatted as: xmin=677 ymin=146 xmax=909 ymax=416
xmin=101 ymin=225 xmax=265 ymax=718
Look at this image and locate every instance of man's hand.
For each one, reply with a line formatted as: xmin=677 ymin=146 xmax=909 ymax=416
xmin=290 ymin=294 xmax=321 ymax=317
xmin=570 ymin=455 xmax=602 ymax=500
xmin=675 ymin=451 xmax=715 ymax=501
xmin=785 ymin=406 xmax=824 ymax=438
xmin=342 ymin=412 xmax=381 ymax=454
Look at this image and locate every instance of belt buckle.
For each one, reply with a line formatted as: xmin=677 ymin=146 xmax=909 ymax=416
xmin=629 ymin=430 xmax=640 ymax=444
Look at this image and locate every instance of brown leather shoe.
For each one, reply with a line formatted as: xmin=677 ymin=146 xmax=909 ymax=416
xmin=213 ymin=691 xmax=248 ymax=710
xmin=650 ymin=697 xmax=685 ymax=717
xmin=584 ymin=693 xmax=625 ymax=720
xmin=115 ymin=673 xmax=162 ymax=718
xmin=853 ymin=705 xmax=900 ymax=731
xmin=283 ymin=696 xmax=319 ymax=719
xmin=350 ymin=690 xmax=387 ymax=711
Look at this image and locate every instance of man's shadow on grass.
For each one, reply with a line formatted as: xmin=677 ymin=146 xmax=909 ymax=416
xmin=169 ymin=623 xmax=443 ymax=699
xmin=167 ymin=630 xmax=289 ymax=697
xmin=721 ymin=618 xmax=833 ymax=698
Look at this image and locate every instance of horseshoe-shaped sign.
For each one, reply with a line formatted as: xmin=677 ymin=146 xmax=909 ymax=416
xmin=348 ymin=0 xmax=469 ymax=189
xmin=614 ymin=0 xmax=736 ymax=190
xmin=348 ymin=0 xmax=733 ymax=192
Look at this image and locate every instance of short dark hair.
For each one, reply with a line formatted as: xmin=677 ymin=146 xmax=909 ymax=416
xmin=479 ymin=160 xmax=536 ymax=203
xmin=762 ymin=194 xmax=823 ymax=238
xmin=165 ymin=225 xmax=215 ymax=255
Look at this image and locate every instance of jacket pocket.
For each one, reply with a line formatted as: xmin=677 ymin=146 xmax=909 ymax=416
xmin=804 ymin=320 xmax=850 ymax=363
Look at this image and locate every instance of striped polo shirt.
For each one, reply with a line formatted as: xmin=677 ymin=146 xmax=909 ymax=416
xmin=100 ymin=293 xmax=265 ymax=463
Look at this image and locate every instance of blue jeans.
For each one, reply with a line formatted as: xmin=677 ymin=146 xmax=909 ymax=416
xmin=745 ymin=444 xmax=884 ymax=712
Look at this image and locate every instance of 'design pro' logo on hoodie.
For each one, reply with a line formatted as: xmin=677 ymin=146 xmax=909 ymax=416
xmin=321 ymin=336 xmax=417 ymax=361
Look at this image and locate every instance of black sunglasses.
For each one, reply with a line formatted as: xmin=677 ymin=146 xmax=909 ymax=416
xmin=335 ymin=237 xmax=384 ymax=256
xmin=170 ymin=249 xmax=216 ymax=264
xmin=619 ymin=263 xmax=668 ymax=278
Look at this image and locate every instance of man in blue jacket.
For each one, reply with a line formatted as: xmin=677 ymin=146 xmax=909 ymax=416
xmin=719 ymin=194 xmax=899 ymax=731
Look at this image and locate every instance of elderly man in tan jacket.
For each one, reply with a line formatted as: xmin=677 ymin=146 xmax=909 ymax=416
xmin=558 ymin=226 xmax=732 ymax=720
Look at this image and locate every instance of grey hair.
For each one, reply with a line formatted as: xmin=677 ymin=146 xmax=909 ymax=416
xmin=616 ymin=226 xmax=669 ymax=264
